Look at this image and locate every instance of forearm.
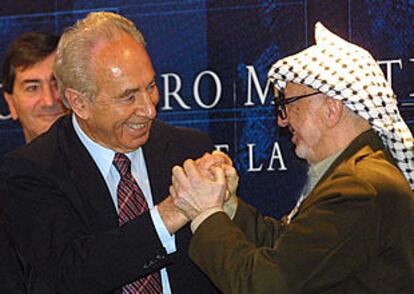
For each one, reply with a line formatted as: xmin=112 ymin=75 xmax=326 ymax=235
xmin=189 ymin=212 xmax=289 ymax=294
xmin=189 ymin=182 xmax=378 ymax=293
xmin=18 ymin=212 xmax=169 ymax=293
xmin=2 ymin=187 xmax=170 ymax=293
xmin=158 ymin=195 xmax=189 ymax=234
xmin=233 ymin=198 xmax=284 ymax=247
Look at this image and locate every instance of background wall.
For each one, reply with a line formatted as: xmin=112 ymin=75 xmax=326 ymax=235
xmin=1 ymin=0 xmax=413 ymax=218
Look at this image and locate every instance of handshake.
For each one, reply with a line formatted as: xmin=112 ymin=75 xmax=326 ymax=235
xmin=166 ymin=151 xmax=239 ymax=231
xmin=159 ymin=151 xmax=239 ymax=234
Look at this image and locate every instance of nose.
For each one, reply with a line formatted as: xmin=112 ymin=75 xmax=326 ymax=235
xmin=42 ymin=82 xmax=60 ymax=107
xmin=136 ymin=92 xmax=157 ymax=119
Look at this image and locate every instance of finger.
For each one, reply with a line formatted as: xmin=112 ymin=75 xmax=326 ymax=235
xmin=172 ymin=165 xmax=190 ymax=187
xmin=212 ymin=150 xmax=232 ymax=166
xmin=222 ymin=164 xmax=237 ymax=178
xmin=224 ymin=189 xmax=230 ymax=201
xmin=222 ymin=165 xmax=239 ymax=196
xmin=169 ymin=185 xmax=177 ymax=198
xmin=195 ymin=152 xmax=211 ymax=165
xmin=210 ymin=165 xmax=226 ymax=185
xmin=197 ymin=152 xmax=224 ymax=171
xmin=195 ymin=153 xmax=216 ymax=180
xmin=183 ymin=159 xmax=202 ymax=181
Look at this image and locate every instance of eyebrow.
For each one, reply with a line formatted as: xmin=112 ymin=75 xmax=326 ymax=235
xmin=116 ymin=76 xmax=157 ymax=99
xmin=20 ymin=75 xmax=56 ymax=85
xmin=116 ymin=88 xmax=139 ymax=99
xmin=21 ymin=79 xmax=42 ymax=84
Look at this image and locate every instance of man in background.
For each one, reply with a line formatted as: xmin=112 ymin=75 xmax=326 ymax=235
xmin=0 ymin=12 xmax=218 ymax=293
xmin=2 ymin=31 xmax=67 ymax=143
xmin=1 ymin=31 xmax=68 ymax=293
xmin=171 ymin=23 xmax=414 ymax=293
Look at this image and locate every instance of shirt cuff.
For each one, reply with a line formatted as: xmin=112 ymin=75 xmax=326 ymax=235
xmin=190 ymin=207 xmax=225 ymax=233
xmin=150 ymin=206 xmax=176 ymax=254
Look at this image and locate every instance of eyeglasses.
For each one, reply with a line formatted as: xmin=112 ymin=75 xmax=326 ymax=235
xmin=274 ymin=91 xmax=320 ymax=119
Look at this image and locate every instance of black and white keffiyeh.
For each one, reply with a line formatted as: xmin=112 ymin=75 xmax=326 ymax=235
xmin=268 ymin=22 xmax=414 ymax=190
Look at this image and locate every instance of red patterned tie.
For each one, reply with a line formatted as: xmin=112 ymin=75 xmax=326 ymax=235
xmin=113 ymin=153 xmax=163 ymax=294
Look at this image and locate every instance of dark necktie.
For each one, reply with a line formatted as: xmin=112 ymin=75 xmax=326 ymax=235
xmin=113 ymin=153 xmax=163 ymax=294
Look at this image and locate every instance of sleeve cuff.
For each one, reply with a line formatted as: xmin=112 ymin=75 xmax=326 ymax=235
xmin=191 ymin=207 xmax=225 ymax=233
xmin=150 ymin=206 xmax=176 ymax=254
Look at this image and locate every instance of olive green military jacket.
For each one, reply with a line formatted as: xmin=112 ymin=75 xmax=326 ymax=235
xmin=190 ymin=130 xmax=414 ymax=293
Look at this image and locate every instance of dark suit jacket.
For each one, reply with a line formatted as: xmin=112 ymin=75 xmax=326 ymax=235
xmin=0 ymin=115 xmax=219 ymax=294
xmin=190 ymin=129 xmax=414 ymax=293
xmin=0 ymin=218 xmax=25 ymax=293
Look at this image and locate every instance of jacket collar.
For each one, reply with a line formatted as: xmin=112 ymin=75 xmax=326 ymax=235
xmin=318 ymin=128 xmax=393 ymax=187
xmin=288 ymin=129 xmax=392 ymax=222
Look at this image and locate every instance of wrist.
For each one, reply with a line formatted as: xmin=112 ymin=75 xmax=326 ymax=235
xmin=158 ymin=196 xmax=189 ymax=234
xmin=190 ymin=207 xmax=225 ymax=233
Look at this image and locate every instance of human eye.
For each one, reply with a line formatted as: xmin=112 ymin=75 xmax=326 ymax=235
xmin=25 ymin=84 xmax=39 ymax=93
xmin=119 ymin=94 xmax=136 ymax=104
xmin=146 ymin=80 xmax=157 ymax=93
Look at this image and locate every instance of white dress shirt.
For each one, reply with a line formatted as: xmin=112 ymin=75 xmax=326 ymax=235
xmin=72 ymin=115 xmax=174 ymax=293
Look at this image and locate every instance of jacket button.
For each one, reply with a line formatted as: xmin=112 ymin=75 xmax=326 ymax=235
xmin=148 ymin=260 xmax=156 ymax=267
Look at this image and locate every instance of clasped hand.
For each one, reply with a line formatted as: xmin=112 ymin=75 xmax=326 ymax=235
xmin=170 ymin=151 xmax=238 ymax=220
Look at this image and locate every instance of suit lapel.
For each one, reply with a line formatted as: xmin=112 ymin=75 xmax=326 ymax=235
xmin=142 ymin=120 xmax=171 ymax=206
xmin=59 ymin=116 xmax=118 ymax=230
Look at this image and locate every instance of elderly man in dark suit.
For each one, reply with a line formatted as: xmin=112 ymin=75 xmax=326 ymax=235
xmin=170 ymin=23 xmax=414 ymax=293
xmin=0 ymin=12 xmax=219 ymax=293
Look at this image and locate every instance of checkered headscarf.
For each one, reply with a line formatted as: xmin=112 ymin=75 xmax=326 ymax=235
xmin=268 ymin=22 xmax=414 ymax=190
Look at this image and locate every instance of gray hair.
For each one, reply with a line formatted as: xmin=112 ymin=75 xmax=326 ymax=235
xmin=53 ymin=12 xmax=146 ymax=108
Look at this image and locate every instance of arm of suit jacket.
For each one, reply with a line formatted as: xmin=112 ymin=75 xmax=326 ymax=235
xmin=0 ymin=157 xmax=168 ymax=293
xmin=0 ymin=130 xmax=214 ymax=293
xmin=0 ymin=221 xmax=25 ymax=293
xmin=189 ymin=175 xmax=381 ymax=293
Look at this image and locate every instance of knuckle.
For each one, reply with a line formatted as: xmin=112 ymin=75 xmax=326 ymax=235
xmin=183 ymin=159 xmax=193 ymax=167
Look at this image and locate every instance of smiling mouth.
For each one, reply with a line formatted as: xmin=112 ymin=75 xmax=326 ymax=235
xmin=127 ymin=122 xmax=148 ymax=130
xmin=39 ymin=111 xmax=66 ymax=118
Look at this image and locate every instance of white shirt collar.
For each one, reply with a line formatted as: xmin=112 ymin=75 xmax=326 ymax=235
xmin=72 ymin=114 xmax=140 ymax=178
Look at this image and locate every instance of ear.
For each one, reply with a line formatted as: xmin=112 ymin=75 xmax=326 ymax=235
xmin=324 ymin=97 xmax=343 ymax=128
xmin=64 ymin=88 xmax=90 ymax=120
xmin=4 ymin=93 xmax=18 ymax=120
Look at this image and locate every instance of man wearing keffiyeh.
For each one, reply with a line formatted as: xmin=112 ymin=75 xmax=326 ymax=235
xmin=170 ymin=23 xmax=414 ymax=293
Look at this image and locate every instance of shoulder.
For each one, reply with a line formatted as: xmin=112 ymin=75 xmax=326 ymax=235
xmin=152 ymin=119 xmax=212 ymax=143
xmin=317 ymin=146 xmax=413 ymax=204
xmin=150 ymin=119 xmax=213 ymax=151
xmin=2 ymin=116 xmax=71 ymax=176
xmin=143 ymin=120 xmax=214 ymax=166
xmin=341 ymin=146 xmax=410 ymax=194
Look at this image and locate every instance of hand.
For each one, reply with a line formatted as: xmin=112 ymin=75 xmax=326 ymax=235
xmin=195 ymin=151 xmax=232 ymax=178
xmin=195 ymin=151 xmax=238 ymax=201
xmin=171 ymin=159 xmax=227 ymax=220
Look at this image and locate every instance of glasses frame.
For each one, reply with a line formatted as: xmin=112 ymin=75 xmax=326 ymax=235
xmin=274 ymin=91 xmax=320 ymax=119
